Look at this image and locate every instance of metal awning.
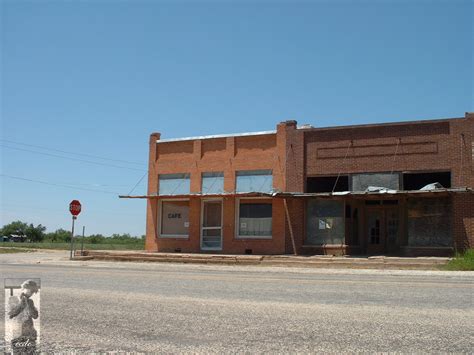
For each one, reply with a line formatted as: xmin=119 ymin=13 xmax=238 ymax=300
xmin=119 ymin=192 xmax=277 ymax=199
xmin=119 ymin=187 xmax=472 ymax=199
xmin=275 ymin=187 xmax=473 ymax=198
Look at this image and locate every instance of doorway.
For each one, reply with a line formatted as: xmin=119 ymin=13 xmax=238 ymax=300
xmin=366 ymin=205 xmax=400 ymax=255
xmin=201 ymin=200 xmax=223 ymax=251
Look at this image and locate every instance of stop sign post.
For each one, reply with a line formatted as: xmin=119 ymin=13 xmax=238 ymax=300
xmin=69 ymin=200 xmax=82 ymax=260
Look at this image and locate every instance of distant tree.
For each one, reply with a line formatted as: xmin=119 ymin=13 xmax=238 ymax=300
xmin=88 ymin=234 xmax=105 ymax=244
xmin=45 ymin=229 xmax=71 ymax=243
xmin=25 ymin=224 xmax=46 ymax=242
xmin=108 ymin=233 xmax=142 ymax=243
xmin=1 ymin=221 xmax=29 ymax=236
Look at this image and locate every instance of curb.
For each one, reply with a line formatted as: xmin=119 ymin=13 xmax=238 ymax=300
xmin=74 ymin=251 xmax=449 ymax=270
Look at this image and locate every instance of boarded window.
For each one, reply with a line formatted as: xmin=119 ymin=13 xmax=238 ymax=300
xmin=160 ymin=200 xmax=189 ymax=236
xmin=407 ymin=197 xmax=452 ymax=247
xmin=237 ymin=201 xmax=272 ymax=237
xmin=236 ymin=170 xmax=273 ymax=193
xmin=202 ymin=172 xmax=224 ymax=194
xmin=306 ymin=200 xmax=345 ymax=245
xmin=159 ymin=173 xmax=190 ymax=195
xmin=351 ymin=173 xmax=400 ymax=191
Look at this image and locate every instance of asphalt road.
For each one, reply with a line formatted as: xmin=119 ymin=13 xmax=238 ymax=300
xmin=1 ymin=251 xmax=473 ymax=353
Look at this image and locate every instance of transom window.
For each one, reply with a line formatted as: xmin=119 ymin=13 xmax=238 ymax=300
xmin=202 ymin=172 xmax=224 ymax=194
xmin=236 ymin=170 xmax=273 ymax=193
xmin=159 ymin=173 xmax=190 ymax=195
xmin=351 ymin=173 xmax=400 ymax=191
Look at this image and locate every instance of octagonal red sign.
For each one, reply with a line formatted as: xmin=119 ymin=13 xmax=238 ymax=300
xmin=69 ymin=200 xmax=82 ymax=216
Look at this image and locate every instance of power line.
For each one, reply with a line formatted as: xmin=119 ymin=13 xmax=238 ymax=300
xmin=127 ymin=171 xmax=149 ymax=196
xmin=1 ymin=174 xmax=120 ymax=195
xmin=1 ymin=202 xmax=145 ymax=217
xmin=1 ymin=145 xmax=145 ymax=172
xmin=0 ymin=138 xmax=145 ymax=166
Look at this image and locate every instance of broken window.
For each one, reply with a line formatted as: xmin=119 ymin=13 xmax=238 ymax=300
xmin=402 ymin=171 xmax=451 ymax=190
xmin=306 ymin=176 xmax=349 ymax=193
xmin=237 ymin=199 xmax=272 ymax=238
xmin=159 ymin=173 xmax=190 ymax=195
xmin=305 ymin=200 xmax=345 ymax=245
xmin=160 ymin=200 xmax=190 ymax=237
xmin=202 ymin=172 xmax=224 ymax=194
xmin=407 ymin=197 xmax=452 ymax=247
xmin=236 ymin=170 xmax=273 ymax=193
xmin=351 ymin=173 xmax=400 ymax=191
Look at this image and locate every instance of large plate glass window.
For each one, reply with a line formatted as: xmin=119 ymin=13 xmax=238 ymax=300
xmin=306 ymin=199 xmax=345 ymax=245
xmin=236 ymin=170 xmax=273 ymax=193
xmin=159 ymin=173 xmax=190 ymax=195
xmin=160 ymin=200 xmax=189 ymax=237
xmin=237 ymin=199 xmax=272 ymax=238
xmin=407 ymin=197 xmax=452 ymax=247
xmin=202 ymin=172 xmax=224 ymax=194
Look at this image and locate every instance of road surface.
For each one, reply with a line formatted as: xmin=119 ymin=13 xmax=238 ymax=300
xmin=1 ymin=250 xmax=473 ymax=353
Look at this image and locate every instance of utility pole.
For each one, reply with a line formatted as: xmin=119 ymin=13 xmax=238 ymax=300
xmin=81 ymin=226 xmax=85 ymax=256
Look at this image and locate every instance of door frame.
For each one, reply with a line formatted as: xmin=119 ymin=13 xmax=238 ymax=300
xmin=200 ymin=198 xmax=223 ymax=251
xmin=365 ymin=204 xmax=401 ymax=255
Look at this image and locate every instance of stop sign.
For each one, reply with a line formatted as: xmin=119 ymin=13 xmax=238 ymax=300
xmin=69 ymin=200 xmax=82 ymax=216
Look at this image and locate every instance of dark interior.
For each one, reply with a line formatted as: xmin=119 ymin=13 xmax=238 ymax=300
xmin=306 ymin=176 xmax=349 ymax=193
xmin=402 ymin=171 xmax=451 ymax=190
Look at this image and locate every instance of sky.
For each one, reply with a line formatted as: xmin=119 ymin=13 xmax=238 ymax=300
xmin=1 ymin=0 xmax=473 ymax=237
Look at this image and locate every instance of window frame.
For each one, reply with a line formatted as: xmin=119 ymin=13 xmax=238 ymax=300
xmin=235 ymin=197 xmax=273 ymax=240
xmin=158 ymin=198 xmax=190 ymax=239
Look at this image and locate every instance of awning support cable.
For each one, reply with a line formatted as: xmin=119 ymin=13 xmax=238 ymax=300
xmin=332 ymin=141 xmax=352 ymax=193
xmin=460 ymin=134 xmax=465 ymax=186
xmin=390 ymin=138 xmax=401 ymax=176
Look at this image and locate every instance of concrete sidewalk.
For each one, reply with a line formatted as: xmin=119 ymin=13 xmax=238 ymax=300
xmin=76 ymin=250 xmax=451 ymax=270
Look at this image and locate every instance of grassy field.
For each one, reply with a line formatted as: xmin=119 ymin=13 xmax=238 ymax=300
xmin=0 ymin=247 xmax=36 ymax=254
xmin=444 ymin=249 xmax=474 ymax=271
xmin=0 ymin=242 xmax=145 ymax=251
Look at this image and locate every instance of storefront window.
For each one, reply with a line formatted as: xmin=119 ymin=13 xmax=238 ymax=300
xmin=306 ymin=200 xmax=345 ymax=245
xmin=237 ymin=200 xmax=272 ymax=238
xmin=159 ymin=173 xmax=190 ymax=195
xmin=160 ymin=200 xmax=189 ymax=237
xmin=407 ymin=197 xmax=452 ymax=246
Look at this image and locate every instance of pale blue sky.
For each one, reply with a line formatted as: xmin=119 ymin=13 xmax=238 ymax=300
xmin=1 ymin=0 xmax=472 ymax=236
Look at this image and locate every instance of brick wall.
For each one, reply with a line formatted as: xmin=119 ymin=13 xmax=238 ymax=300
xmin=146 ymin=114 xmax=473 ymax=255
xmin=453 ymin=193 xmax=474 ymax=251
xmin=303 ymin=117 xmax=472 ymax=188
xmin=280 ymin=115 xmax=473 ymax=254
xmin=145 ymin=125 xmax=289 ymax=254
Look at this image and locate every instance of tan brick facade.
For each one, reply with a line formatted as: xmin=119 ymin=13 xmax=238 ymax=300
xmin=145 ymin=113 xmax=473 ymax=256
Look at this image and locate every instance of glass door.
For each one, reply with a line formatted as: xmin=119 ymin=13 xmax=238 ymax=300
xmin=201 ymin=200 xmax=222 ymax=251
xmin=385 ymin=208 xmax=400 ymax=253
xmin=366 ymin=209 xmax=385 ymax=255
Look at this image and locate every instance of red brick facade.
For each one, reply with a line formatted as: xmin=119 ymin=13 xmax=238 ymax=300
xmin=145 ymin=113 xmax=473 ymax=256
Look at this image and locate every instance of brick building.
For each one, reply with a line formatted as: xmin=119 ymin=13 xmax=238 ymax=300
xmin=124 ymin=113 xmax=473 ymax=256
